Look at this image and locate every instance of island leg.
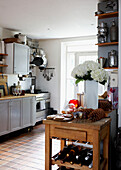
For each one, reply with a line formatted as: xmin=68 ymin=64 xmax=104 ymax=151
xmin=45 ymin=124 xmax=52 ymax=170
xmin=93 ymin=130 xmax=100 ymax=170
xmin=103 ymin=124 xmax=110 ymax=170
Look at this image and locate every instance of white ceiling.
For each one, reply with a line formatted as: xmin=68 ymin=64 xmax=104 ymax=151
xmin=0 ymin=0 xmax=98 ymax=39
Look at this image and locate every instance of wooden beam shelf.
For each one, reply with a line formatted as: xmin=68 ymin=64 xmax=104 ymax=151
xmin=95 ymin=11 xmax=118 ymax=19
xmin=104 ymin=67 xmax=118 ymax=70
xmin=0 ymin=53 xmax=8 ymax=56
xmin=0 ymin=65 xmax=8 ymax=67
xmin=96 ymin=42 xmax=118 ymax=46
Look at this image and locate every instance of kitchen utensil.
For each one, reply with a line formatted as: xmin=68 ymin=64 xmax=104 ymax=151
xmin=0 ymin=89 xmax=4 ymax=97
xmin=108 ymin=50 xmax=118 ymax=67
xmin=0 ymin=83 xmax=8 ymax=95
xmin=14 ymin=33 xmax=26 ymax=44
xmin=98 ymin=1 xmax=118 ymax=13
xmin=110 ymin=20 xmax=118 ymax=42
xmin=0 ymin=85 xmax=5 ymax=96
xmin=0 ymin=61 xmax=3 ymax=64
xmin=0 ymin=41 xmax=5 ymax=53
xmin=10 ymin=83 xmax=16 ymax=95
xmin=97 ymin=22 xmax=108 ymax=43
xmin=30 ymin=57 xmax=43 ymax=66
xmin=98 ymin=57 xmax=107 ymax=68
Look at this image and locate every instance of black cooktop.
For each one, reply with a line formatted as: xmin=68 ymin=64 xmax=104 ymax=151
xmin=25 ymin=89 xmax=49 ymax=94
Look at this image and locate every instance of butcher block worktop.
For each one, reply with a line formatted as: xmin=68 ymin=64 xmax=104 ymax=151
xmin=0 ymin=93 xmax=37 ymax=100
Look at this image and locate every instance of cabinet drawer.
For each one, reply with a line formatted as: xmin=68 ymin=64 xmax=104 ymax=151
xmin=50 ymin=126 xmax=87 ymax=142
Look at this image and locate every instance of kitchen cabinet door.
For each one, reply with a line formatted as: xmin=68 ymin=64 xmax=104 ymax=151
xmin=22 ymin=97 xmax=32 ymax=127
xmin=22 ymin=97 xmax=36 ymax=128
xmin=10 ymin=98 xmax=22 ymax=131
xmin=0 ymin=100 xmax=10 ymax=135
xmin=14 ymin=43 xmax=30 ymax=75
xmin=5 ymin=43 xmax=30 ymax=75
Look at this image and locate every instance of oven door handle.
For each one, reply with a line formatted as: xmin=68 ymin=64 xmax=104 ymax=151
xmin=36 ymin=98 xmax=45 ymax=101
xmin=45 ymin=99 xmax=50 ymax=103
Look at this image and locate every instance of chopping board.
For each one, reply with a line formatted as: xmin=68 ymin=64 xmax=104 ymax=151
xmin=0 ymin=75 xmax=8 ymax=95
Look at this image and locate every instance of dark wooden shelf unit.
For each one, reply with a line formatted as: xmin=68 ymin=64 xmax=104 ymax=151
xmin=95 ymin=11 xmax=118 ymax=19
xmin=0 ymin=53 xmax=8 ymax=56
xmin=96 ymin=42 xmax=118 ymax=46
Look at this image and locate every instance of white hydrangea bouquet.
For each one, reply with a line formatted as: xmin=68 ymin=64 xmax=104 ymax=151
xmin=71 ymin=61 xmax=109 ymax=85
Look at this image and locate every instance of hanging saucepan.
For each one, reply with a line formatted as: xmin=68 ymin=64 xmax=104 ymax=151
xmin=30 ymin=48 xmax=47 ymax=68
xmin=30 ymin=54 xmax=44 ymax=66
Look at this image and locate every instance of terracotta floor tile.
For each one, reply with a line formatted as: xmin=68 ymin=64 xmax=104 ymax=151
xmin=2 ymin=152 xmax=13 ymax=156
xmin=0 ymin=150 xmax=6 ymax=154
xmin=9 ymin=154 xmax=20 ymax=158
xmin=4 ymin=161 xmax=16 ymax=167
xmin=11 ymin=163 xmax=25 ymax=169
xmin=0 ymin=166 xmax=14 ymax=170
xmin=0 ymin=160 xmax=9 ymax=165
xmin=0 ymin=155 xmax=7 ymax=159
xmin=0 ymin=124 xmax=60 ymax=170
xmin=19 ymin=166 xmax=39 ymax=170
xmin=6 ymin=167 xmax=17 ymax=170
xmin=4 ymin=157 xmax=15 ymax=161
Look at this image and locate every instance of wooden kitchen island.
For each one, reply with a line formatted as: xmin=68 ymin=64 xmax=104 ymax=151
xmin=43 ymin=118 xmax=111 ymax=170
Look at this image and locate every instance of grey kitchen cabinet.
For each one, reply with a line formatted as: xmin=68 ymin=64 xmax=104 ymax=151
xmin=0 ymin=100 xmax=10 ymax=136
xmin=5 ymin=43 xmax=30 ymax=75
xmin=22 ymin=97 xmax=36 ymax=128
xmin=10 ymin=98 xmax=22 ymax=131
xmin=0 ymin=96 xmax=36 ymax=136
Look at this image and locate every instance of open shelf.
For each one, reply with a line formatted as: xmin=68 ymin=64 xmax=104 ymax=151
xmin=104 ymin=67 xmax=118 ymax=70
xmin=0 ymin=53 xmax=8 ymax=56
xmin=52 ymin=159 xmax=107 ymax=170
xmin=52 ymin=159 xmax=92 ymax=170
xmin=96 ymin=42 xmax=118 ymax=46
xmin=0 ymin=65 xmax=8 ymax=67
xmin=95 ymin=11 xmax=118 ymax=19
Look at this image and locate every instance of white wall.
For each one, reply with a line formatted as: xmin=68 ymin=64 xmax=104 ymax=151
xmin=37 ymin=39 xmax=61 ymax=112
xmin=0 ymin=27 xmax=15 ymax=39
xmin=37 ymin=36 xmax=96 ymax=112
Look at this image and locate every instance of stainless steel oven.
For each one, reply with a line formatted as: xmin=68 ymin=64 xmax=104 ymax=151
xmin=36 ymin=92 xmax=50 ymax=122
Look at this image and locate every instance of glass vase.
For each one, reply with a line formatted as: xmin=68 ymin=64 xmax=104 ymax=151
xmin=84 ymin=80 xmax=98 ymax=109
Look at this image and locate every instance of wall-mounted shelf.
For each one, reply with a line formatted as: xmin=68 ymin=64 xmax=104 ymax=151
xmin=95 ymin=11 xmax=118 ymax=19
xmin=0 ymin=65 xmax=8 ymax=67
xmin=0 ymin=53 xmax=8 ymax=56
xmin=104 ymin=67 xmax=118 ymax=71
xmin=96 ymin=42 xmax=118 ymax=46
xmin=104 ymin=67 xmax=118 ymax=69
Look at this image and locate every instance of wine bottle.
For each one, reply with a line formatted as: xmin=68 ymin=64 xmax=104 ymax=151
xmin=62 ymin=145 xmax=82 ymax=164
xmin=57 ymin=166 xmax=74 ymax=170
xmin=89 ymin=161 xmax=93 ymax=169
xmin=53 ymin=145 xmax=74 ymax=161
xmin=85 ymin=149 xmax=93 ymax=161
xmin=76 ymin=148 xmax=90 ymax=164
xmin=81 ymin=149 xmax=93 ymax=166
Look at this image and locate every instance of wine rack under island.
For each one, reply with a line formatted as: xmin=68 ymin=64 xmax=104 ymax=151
xmin=43 ymin=118 xmax=111 ymax=170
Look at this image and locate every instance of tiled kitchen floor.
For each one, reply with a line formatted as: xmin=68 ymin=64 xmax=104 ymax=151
xmin=0 ymin=123 xmax=60 ymax=170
